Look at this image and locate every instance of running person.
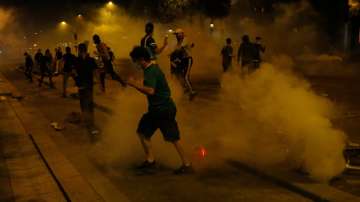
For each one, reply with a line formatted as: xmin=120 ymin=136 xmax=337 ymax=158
xmin=170 ymin=28 xmax=196 ymax=100
xmin=127 ymin=46 xmax=193 ymax=175
xmin=140 ymin=22 xmax=168 ymax=61
xmin=38 ymin=49 xmax=54 ymax=88
xmin=93 ymin=34 xmax=126 ymax=92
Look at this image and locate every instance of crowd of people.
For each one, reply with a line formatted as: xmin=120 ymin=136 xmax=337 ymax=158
xmin=221 ymin=34 xmax=265 ymax=74
xmin=22 ymin=22 xmax=265 ymax=175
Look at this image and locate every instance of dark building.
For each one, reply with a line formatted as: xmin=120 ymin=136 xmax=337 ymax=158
xmin=348 ymin=7 xmax=360 ymax=52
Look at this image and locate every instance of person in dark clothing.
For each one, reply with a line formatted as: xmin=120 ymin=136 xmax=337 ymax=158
xmin=237 ymin=35 xmax=257 ymax=74
xmin=55 ymin=47 xmax=63 ymax=75
xmin=24 ymin=52 xmax=34 ymax=82
xmin=127 ymin=46 xmax=193 ymax=175
xmin=38 ymin=49 xmax=54 ymax=88
xmin=75 ymin=43 xmax=99 ymax=135
xmin=140 ymin=22 xmax=168 ymax=60
xmin=34 ymin=49 xmax=43 ymax=71
xmin=253 ymin=36 xmax=266 ymax=69
xmin=62 ymin=47 xmax=77 ymax=97
xmin=221 ymin=38 xmax=234 ymax=72
xmin=108 ymin=47 xmax=115 ymax=62
xmin=92 ymin=34 xmax=126 ymax=92
xmin=170 ymin=28 xmax=196 ymax=100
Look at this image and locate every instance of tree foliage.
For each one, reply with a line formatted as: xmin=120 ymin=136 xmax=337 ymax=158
xmin=121 ymin=0 xmax=231 ymax=21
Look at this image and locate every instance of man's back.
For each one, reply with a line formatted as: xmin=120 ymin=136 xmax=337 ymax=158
xmin=144 ymin=64 xmax=174 ymax=112
xmin=25 ymin=55 xmax=33 ymax=67
xmin=63 ymin=53 xmax=76 ymax=72
xmin=35 ymin=53 xmax=42 ymax=63
xmin=254 ymin=43 xmax=265 ymax=61
xmin=96 ymin=42 xmax=111 ymax=61
xmin=75 ymin=56 xmax=97 ymax=89
xmin=222 ymin=45 xmax=233 ymax=59
xmin=238 ymin=42 xmax=257 ymax=62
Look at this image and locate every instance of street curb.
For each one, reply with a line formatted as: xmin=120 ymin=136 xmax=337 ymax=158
xmin=229 ymin=161 xmax=360 ymax=202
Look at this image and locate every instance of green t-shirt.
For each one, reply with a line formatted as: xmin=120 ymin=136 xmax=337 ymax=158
xmin=144 ymin=64 xmax=175 ymax=112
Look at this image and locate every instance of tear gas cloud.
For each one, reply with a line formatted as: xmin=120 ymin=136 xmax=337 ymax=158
xmin=0 ymin=8 xmax=25 ymax=63
xmin=1 ymin=1 xmax=348 ymax=182
xmin=85 ymin=1 xmax=348 ymax=182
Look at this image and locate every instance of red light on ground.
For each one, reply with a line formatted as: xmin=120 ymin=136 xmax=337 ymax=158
xmin=199 ymin=146 xmax=208 ymax=159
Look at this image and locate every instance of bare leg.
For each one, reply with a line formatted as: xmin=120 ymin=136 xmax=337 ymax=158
xmin=172 ymin=140 xmax=190 ymax=166
xmin=138 ymin=134 xmax=155 ymax=162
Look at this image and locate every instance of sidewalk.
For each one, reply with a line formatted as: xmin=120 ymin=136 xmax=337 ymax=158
xmin=0 ymin=73 xmax=106 ymax=202
xmin=0 ymin=76 xmax=65 ymax=201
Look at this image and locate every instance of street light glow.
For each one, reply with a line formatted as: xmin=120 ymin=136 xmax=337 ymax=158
xmin=61 ymin=21 xmax=67 ymax=26
xmin=106 ymin=1 xmax=115 ymax=9
xmin=210 ymin=23 xmax=215 ymax=28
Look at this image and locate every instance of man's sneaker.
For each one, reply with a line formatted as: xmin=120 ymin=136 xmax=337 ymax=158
xmin=136 ymin=160 xmax=156 ymax=170
xmin=174 ymin=164 xmax=194 ymax=175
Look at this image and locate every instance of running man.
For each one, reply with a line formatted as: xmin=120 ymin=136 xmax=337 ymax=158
xmin=127 ymin=46 xmax=193 ymax=175
xmin=93 ymin=34 xmax=126 ymax=92
xmin=38 ymin=49 xmax=54 ymax=88
xmin=170 ymin=28 xmax=197 ymax=100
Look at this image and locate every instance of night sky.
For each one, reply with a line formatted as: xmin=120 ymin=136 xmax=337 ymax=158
xmin=0 ymin=0 xmax=352 ymax=36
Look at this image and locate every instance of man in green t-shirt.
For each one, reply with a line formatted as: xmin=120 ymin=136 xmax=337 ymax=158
xmin=127 ymin=46 xmax=193 ymax=175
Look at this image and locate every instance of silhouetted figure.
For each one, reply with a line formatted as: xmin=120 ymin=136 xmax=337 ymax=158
xmin=75 ymin=43 xmax=99 ymax=135
xmin=24 ymin=52 xmax=33 ymax=82
xmin=55 ymin=47 xmax=63 ymax=75
xmin=253 ymin=36 xmax=266 ymax=69
xmin=221 ymin=38 xmax=234 ymax=72
xmin=34 ymin=49 xmax=43 ymax=71
xmin=237 ymin=35 xmax=257 ymax=74
xmin=93 ymin=34 xmax=126 ymax=92
xmin=140 ymin=22 xmax=168 ymax=60
xmin=62 ymin=47 xmax=77 ymax=97
xmin=38 ymin=49 xmax=54 ymax=88
xmin=170 ymin=28 xmax=196 ymax=100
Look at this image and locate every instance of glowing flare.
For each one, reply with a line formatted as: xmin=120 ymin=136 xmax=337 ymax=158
xmin=199 ymin=146 xmax=208 ymax=159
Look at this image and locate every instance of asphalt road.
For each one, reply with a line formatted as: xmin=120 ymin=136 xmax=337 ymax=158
xmin=3 ymin=61 xmax=360 ymax=201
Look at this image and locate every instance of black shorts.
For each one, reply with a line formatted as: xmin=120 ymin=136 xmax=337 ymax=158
xmin=137 ymin=107 xmax=180 ymax=142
